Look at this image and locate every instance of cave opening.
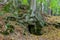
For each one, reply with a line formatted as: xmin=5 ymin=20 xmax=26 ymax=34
xmin=28 ymin=24 xmax=42 ymax=35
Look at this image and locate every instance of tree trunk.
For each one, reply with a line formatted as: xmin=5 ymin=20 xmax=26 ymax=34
xmin=47 ymin=0 xmax=52 ymax=15
xmin=41 ymin=2 xmax=44 ymax=14
xmin=30 ymin=0 xmax=36 ymax=17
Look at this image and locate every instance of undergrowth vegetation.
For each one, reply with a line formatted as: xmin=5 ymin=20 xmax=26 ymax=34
xmin=0 ymin=0 xmax=60 ymax=36
xmin=0 ymin=0 xmax=46 ymax=35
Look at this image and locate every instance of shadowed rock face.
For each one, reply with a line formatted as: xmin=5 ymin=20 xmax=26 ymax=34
xmin=28 ymin=24 xmax=42 ymax=35
xmin=28 ymin=24 xmax=35 ymax=33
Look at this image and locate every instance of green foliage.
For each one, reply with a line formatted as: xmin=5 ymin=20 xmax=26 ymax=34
xmin=49 ymin=0 xmax=60 ymax=15
xmin=22 ymin=0 xmax=29 ymax=5
xmin=3 ymin=0 xmax=18 ymax=13
xmin=3 ymin=2 xmax=12 ymax=12
xmin=36 ymin=0 xmax=60 ymax=15
xmin=50 ymin=0 xmax=58 ymax=8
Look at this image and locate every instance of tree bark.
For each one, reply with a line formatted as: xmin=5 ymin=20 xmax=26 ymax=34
xmin=47 ymin=0 xmax=52 ymax=15
xmin=30 ymin=0 xmax=36 ymax=17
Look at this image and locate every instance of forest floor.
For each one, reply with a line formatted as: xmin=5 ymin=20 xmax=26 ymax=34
xmin=0 ymin=13 xmax=60 ymax=40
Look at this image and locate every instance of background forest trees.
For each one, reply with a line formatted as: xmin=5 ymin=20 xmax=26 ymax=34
xmin=37 ymin=0 xmax=60 ymax=16
xmin=0 ymin=0 xmax=60 ymax=16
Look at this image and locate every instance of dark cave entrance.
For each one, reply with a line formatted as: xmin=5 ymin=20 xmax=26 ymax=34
xmin=28 ymin=24 xmax=35 ymax=34
xmin=28 ymin=24 xmax=42 ymax=35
